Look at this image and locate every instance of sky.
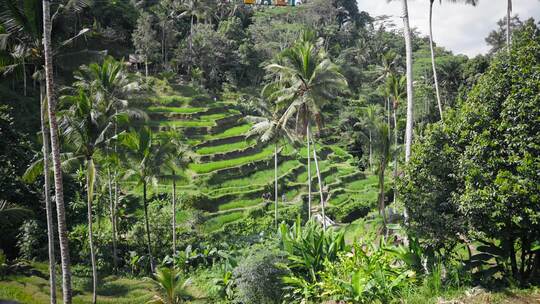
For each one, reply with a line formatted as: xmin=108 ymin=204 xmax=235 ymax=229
xmin=356 ymin=0 xmax=540 ymax=57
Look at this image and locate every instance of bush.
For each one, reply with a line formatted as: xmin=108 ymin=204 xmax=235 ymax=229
xmin=233 ymin=250 xmax=288 ymax=304
xmin=16 ymin=220 xmax=45 ymax=261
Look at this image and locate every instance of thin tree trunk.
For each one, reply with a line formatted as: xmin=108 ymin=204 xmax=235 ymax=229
xmin=274 ymin=143 xmax=278 ymax=229
xmin=107 ymin=165 xmax=118 ymax=272
xmin=143 ymin=181 xmax=155 ymax=273
xmin=369 ymin=130 xmax=373 ymax=172
xmin=379 ymin=162 xmax=387 ymax=230
xmin=145 ymin=58 xmax=149 ymax=78
xmin=429 ymin=0 xmax=444 ymax=121
xmin=393 ymin=102 xmax=398 ymax=205
xmin=42 ymin=1 xmax=72 ymax=302
xmin=172 ymin=170 xmax=176 ymax=255
xmin=86 ymin=159 xmax=97 ymax=304
xmin=23 ymin=56 xmax=27 ymax=96
xmin=311 ymin=134 xmax=326 ymax=230
xmin=113 ymin=110 xmax=119 ymax=269
xmin=40 ymin=86 xmax=56 ymax=304
xmin=306 ymin=123 xmax=312 ymax=219
xmin=507 ymin=0 xmax=512 ymax=52
xmin=402 ymin=0 xmax=414 ymax=163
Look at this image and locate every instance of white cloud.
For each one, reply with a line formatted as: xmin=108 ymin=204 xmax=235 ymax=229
xmin=356 ymin=0 xmax=540 ymax=56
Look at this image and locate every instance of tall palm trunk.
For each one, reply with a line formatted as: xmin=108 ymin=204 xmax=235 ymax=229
xmin=40 ymin=87 xmax=56 ymax=304
xmin=393 ymin=102 xmax=399 ymax=205
xmin=310 ymin=134 xmax=326 ymax=230
xmin=507 ymin=0 xmax=512 ymax=52
xmin=402 ymin=0 xmax=414 ymax=163
xmin=306 ymin=123 xmax=312 ymax=219
xmin=429 ymin=0 xmax=444 ymax=120
xmin=42 ymin=1 xmax=72 ymax=302
xmin=274 ymin=143 xmax=278 ymax=229
xmin=86 ymin=158 xmax=97 ymax=304
xmin=107 ymin=166 xmax=118 ymax=272
xmin=172 ymin=170 xmax=176 ymax=255
xmin=143 ymin=181 xmax=155 ymax=273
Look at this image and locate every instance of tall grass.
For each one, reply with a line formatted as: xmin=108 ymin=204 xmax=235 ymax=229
xmin=203 ymin=211 xmax=244 ymax=232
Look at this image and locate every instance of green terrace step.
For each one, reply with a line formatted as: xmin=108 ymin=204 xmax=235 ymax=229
xmin=196 ymin=140 xmax=255 ymax=155
xmin=148 ymin=105 xmax=236 ymax=120
xmin=189 ymin=145 xmax=277 ymax=174
xmin=197 ymin=142 xmax=262 ymax=163
xmin=151 ymin=114 xmax=243 ymax=136
xmin=202 ymin=124 xmax=251 ymax=142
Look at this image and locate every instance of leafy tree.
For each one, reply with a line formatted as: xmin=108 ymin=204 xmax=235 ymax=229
xmin=485 ymin=16 xmax=523 ymax=54
xmin=400 ymin=22 xmax=540 ymax=282
xmin=133 ymin=12 xmax=160 ymax=77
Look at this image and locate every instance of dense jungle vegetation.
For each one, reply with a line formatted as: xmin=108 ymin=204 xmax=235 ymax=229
xmin=0 ymin=0 xmax=539 ymax=303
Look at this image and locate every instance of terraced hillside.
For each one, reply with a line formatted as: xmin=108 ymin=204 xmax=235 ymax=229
xmin=138 ymin=86 xmax=381 ymax=234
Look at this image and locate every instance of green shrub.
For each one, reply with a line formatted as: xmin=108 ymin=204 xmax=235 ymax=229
xmin=233 ymin=250 xmax=288 ymax=304
xmin=399 ymin=21 xmax=540 ymax=282
xmin=16 ymin=220 xmax=45 ymax=261
xmin=327 ymin=201 xmax=370 ymax=223
xmin=318 ymin=243 xmax=416 ymax=303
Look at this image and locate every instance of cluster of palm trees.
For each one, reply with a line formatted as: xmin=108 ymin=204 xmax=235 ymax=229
xmin=247 ymin=32 xmax=348 ymax=229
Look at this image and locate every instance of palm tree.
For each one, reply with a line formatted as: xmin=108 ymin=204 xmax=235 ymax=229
xmin=147 ymin=267 xmax=191 ymax=304
xmin=42 ymin=0 xmax=72 ymax=302
xmin=385 ymin=74 xmax=406 ymax=195
xmin=73 ymin=56 xmax=142 ymax=271
xmin=264 ymin=33 xmax=348 ymax=227
xmin=360 ymin=106 xmax=391 ymax=229
xmin=120 ymin=127 xmax=171 ymax=273
xmin=177 ymin=0 xmax=211 ymax=73
xmin=59 ymin=89 xmax=123 ymax=304
xmin=245 ymin=98 xmax=299 ymax=228
xmin=428 ymin=0 xmax=477 ymax=121
xmin=157 ymin=130 xmax=190 ymax=256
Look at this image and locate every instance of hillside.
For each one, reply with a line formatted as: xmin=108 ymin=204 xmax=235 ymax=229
xmin=135 ymin=83 xmax=381 ymax=236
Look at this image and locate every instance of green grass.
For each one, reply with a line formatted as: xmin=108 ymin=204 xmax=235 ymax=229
xmin=0 ymin=264 xmax=153 ymax=304
xmin=203 ymin=211 xmax=244 ymax=232
xmin=196 ymin=140 xmax=255 ymax=155
xmin=203 ymin=124 xmax=251 ymax=140
xmin=218 ymin=198 xmax=262 ymax=211
xmin=189 ymin=145 xmax=275 ymax=174
xmin=345 ymin=175 xmax=378 ymax=192
xmin=152 ymin=95 xmax=193 ymax=105
xmin=147 ymin=106 xmax=206 ymax=114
